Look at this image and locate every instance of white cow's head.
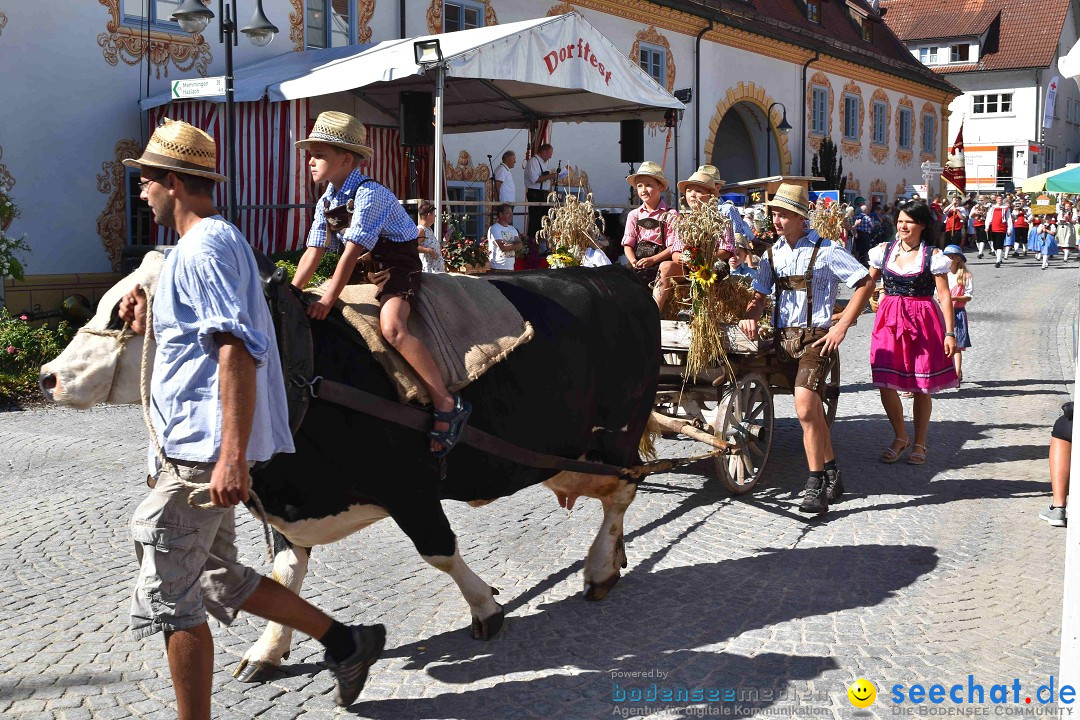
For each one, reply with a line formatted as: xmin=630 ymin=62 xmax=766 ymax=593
xmin=39 ymin=251 xmax=164 ymax=409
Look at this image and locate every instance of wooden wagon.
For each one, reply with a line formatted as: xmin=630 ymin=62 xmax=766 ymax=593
xmin=653 ymin=319 xmax=840 ymax=494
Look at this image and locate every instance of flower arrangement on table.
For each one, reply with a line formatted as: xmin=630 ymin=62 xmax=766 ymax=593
xmin=539 ymin=188 xmax=603 ymax=269
xmin=440 ymin=211 xmax=488 ymax=273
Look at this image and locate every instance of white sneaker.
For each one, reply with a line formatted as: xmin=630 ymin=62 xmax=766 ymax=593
xmin=1040 ymin=505 xmax=1067 ymax=527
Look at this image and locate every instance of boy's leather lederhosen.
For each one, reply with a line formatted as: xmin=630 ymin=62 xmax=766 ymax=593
xmin=766 ymin=236 xmax=832 ymax=395
xmin=324 ymin=179 xmax=422 ymax=302
xmin=633 ymin=215 xmax=666 ymax=286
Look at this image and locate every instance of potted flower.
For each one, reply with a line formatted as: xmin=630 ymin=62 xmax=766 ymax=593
xmin=441 ymin=211 xmax=489 ymax=273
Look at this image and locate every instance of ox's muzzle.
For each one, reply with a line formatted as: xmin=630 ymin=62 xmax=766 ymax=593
xmin=39 ymin=371 xmax=57 ymax=400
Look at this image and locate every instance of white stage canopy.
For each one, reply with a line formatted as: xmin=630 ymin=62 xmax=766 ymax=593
xmin=142 ymin=13 xmax=684 ymax=130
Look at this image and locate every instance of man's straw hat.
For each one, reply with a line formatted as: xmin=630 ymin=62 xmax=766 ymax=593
xmin=765 ymin=183 xmax=812 ymax=218
xmin=295 ymin=111 xmax=374 ymax=160
xmin=677 ymin=164 xmax=725 ymax=195
xmin=123 ymin=118 xmax=226 ymax=183
xmin=626 ymin=161 xmax=669 ymax=192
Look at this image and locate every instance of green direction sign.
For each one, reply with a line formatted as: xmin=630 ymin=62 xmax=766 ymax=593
xmin=171 ymin=76 xmax=226 ymax=100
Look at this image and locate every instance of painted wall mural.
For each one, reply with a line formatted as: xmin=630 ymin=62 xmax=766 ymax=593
xmin=0 ymin=12 xmax=7 ymax=41
xmin=445 ymin=150 xmax=491 ymax=184
xmin=547 ymin=1 xmax=575 ymax=16
xmin=96 ymin=140 xmax=142 ymax=272
xmin=97 ymin=0 xmax=213 ymax=78
xmin=428 ymin=0 xmax=498 ymax=34
xmin=289 ymin=0 xmax=304 ymax=51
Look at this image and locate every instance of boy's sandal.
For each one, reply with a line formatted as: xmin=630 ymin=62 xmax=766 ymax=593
xmin=907 ymin=443 xmax=927 ymax=465
xmin=429 ymin=394 xmax=473 ymax=459
xmin=881 ymin=438 xmax=912 ymax=463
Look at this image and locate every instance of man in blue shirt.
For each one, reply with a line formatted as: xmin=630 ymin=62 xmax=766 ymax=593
xmin=739 ymin=183 xmax=874 ymax=515
xmin=119 ymin=119 xmax=384 ymax=714
xmin=292 ymin=112 xmax=470 ymax=456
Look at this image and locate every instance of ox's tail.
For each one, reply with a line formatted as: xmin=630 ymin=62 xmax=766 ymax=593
xmin=640 ymin=416 xmax=662 ymax=461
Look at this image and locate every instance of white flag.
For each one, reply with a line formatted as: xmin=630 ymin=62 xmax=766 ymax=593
xmin=1044 ymin=76 xmax=1060 ymax=129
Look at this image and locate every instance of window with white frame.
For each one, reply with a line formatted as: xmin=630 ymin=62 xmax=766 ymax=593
xmin=843 ymin=94 xmax=859 ymax=140
xmin=447 ymin=183 xmax=484 ymax=240
xmin=918 ymin=46 xmax=940 ymax=65
xmin=122 ymin=0 xmax=186 ymax=31
xmin=811 ymin=86 xmax=828 ymax=135
xmin=443 ymin=0 xmax=485 ymax=33
xmin=638 ymin=43 xmax=666 ymax=86
xmin=872 ymin=101 xmax=887 ymax=145
xmin=972 ymin=93 xmax=1013 ymax=115
xmin=950 ymin=44 xmax=969 ymax=62
xmin=921 ymin=113 xmax=936 ymax=154
xmin=806 ymin=0 xmax=821 ymax=24
xmin=307 ymin=0 xmax=355 ymax=49
xmin=898 ymin=108 xmax=913 ymax=150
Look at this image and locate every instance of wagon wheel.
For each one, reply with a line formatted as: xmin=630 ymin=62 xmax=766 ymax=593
xmin=713 ymin=372 xmax=774 ymax=494
xmin=823 ymin=351 xmax=840 ymax=428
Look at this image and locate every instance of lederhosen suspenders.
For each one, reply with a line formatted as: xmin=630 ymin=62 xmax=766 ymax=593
xmin=766 ymin=235 xmax=825 ymax=331
xmin=322 ymin=178 xmax=388 ymax=285
xmin=634 ymin=215 xmax=667 ymax=258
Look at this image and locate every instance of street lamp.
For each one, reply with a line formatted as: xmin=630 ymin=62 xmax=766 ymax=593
xmin=765 ymin=101 xmax=792 ymax=177
xmin=172 ymin=0 xmax=279 ymax=222
xmin=415 ymin=39 xmax=446 ymax=245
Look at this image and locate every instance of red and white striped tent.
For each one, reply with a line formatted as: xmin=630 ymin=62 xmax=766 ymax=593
xmin=141 ymin=12 xmax=681 ymax=252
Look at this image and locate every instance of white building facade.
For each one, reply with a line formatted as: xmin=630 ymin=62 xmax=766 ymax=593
xmin=0 ymin=0 xmax=956 ymax=312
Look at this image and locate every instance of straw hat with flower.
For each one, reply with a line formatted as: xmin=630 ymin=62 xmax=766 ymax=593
xmin=626 ymin=161 xmax=669 ymax=192
xmin=123 ymin=117 xmax=226 ymax=183
xmin=295 ymin=111 xmax=374 ymax=160
xmin=677 ymin=164 xmax=725 ymax=196
xmin=765 ymin=183 xmax=812 ymax=218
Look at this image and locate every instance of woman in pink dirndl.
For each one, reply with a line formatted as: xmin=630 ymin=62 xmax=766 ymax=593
xmin=868 ymin=200 xmax=958 ymax=465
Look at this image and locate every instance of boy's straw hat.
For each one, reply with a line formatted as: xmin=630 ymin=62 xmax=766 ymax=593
xmin=626 ymin=161 xmax=669 ymax=192
xmin=677 ymin=165 xmax=724 ymax=195
xmin=295 ymin=111 xmax=374 ymax=160
xmin=765 ymin=183 xmax=812 ymax=218
xmin=123 ymin=118 xmax=226 ymax=182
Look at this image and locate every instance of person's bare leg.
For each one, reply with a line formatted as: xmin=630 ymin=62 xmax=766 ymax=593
xmin=165 ymin=623 xmax=214 ymax=720
xmin=652 ymin=261 xmax=683 ymax=311
xmin=794 ymin=387 xmax=827 ymax=471
xmin=1050 ymin=437 xmax=1072 ymax=507
xmin=380 ymin=296 xmax=455 ymax=451
xmin=912 ymin=392 xmax=933 ymax=451
xmin=954 ymin=352 xmax=963 ymax=381
xmin=240 ymin=576 xmax=332 ymax=640
xmin=879 ymin=388 xmax=909 ymax=452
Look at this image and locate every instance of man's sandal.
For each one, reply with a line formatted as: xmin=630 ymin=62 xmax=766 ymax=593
xmin=907 ymin=443 xmax=927 ymax=465
xmin=881 ymin=438 xmax=912 ymax=463
xmin=429 ymin=394 xmax=473 ymax=459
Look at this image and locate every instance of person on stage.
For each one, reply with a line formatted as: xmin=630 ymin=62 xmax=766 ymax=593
xmin=524 ymin=143 xmax=558 ymax=246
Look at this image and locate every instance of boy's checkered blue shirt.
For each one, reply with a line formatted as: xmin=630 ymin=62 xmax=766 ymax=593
xmin=306 ymin=169 xmax=417 ymax=251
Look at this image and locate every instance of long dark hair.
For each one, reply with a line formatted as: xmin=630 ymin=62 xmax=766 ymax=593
xmin=897 ymin=199 xmax=942 ymax=249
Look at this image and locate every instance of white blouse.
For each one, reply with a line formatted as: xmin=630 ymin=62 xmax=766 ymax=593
xmin=868 ymin=242 xmax=951 ymax=275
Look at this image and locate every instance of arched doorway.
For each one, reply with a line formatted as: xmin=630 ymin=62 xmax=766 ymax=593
xmin=710 ymin=101 xmax=786 ymax=182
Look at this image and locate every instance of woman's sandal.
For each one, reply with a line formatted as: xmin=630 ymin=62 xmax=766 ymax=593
xmin=429 ymin=394 xmax=473 ymax=459
xmin=881 ymin=437 xmax=912 ymax=463
xmin=907 ymin=443 xmax=927 ymax=465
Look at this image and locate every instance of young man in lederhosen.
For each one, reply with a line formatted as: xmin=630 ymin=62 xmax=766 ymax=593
xmin=291 ymin=111 xmax=470 ymax=456
xmin=738 ymin=184 xmax=874 ymax=514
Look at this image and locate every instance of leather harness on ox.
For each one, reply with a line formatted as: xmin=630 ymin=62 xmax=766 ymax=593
xmin=253 ymin=251 xmax=719 ymax=481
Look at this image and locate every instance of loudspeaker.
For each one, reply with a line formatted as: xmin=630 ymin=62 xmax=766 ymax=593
xmin=400 ymin=91 xmax=434 ymax=146
xmin=620 ymin=119 xmax=644 ymax=164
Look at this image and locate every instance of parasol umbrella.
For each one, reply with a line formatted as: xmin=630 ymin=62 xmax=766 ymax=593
xmin=1021 ymin=164 xmax=1080 ymax=192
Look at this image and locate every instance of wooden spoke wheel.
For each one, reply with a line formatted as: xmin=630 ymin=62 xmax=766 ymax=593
xmin=823 ymin=351 xmax=840 ymax=428
xmin=713 ymin=372 xmax=774 ymax=494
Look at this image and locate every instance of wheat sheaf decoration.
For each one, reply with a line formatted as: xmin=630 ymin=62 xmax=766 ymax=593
xmin=539 ymin=188 xmax=604 ymax=269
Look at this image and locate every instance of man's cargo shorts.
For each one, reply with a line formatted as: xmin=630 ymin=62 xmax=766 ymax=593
xmin=129 ymin=461 xmax=261 ymax=639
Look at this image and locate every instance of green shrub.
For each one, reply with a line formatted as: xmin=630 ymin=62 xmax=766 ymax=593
xmin=268 ymin=249 xmax=339 ymax=288
xmin=0 ymin=309 xmax=72 ymax=400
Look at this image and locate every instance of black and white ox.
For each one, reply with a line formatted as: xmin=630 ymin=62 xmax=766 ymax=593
xmin=40 ymin=251 xmax=660 ymax=681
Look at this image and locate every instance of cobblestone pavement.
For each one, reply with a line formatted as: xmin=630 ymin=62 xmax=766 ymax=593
xmin=2 ymin=254 xmax=1077 ymax=720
